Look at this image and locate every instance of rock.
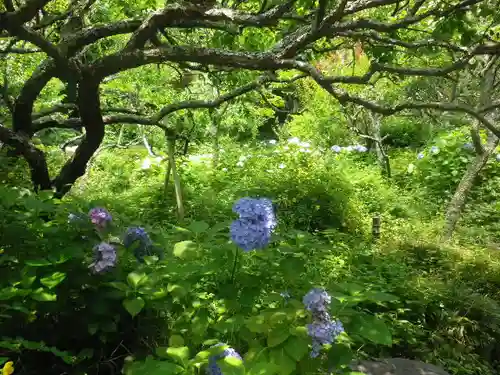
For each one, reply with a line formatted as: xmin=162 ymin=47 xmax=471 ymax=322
xmin=350 ymin=358 xmax=450 ymax=375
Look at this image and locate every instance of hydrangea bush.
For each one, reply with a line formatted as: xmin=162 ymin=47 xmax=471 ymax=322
xmin=0 ymin=186 xmax=396 ymax=375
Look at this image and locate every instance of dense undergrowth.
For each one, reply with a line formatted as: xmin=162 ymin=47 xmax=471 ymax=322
xmin=3 ymin=130 xmax=500 ymax=375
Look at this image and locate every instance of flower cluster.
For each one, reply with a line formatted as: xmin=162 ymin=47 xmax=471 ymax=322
xmin=230 ymin=197 xmax=277 ymax=251
xmin=123 ymin=226 xmax=153 ymax=262
xmin=303 ymin=288 xmax=344 ymax=358
xmin=206 ymin=344 xmax=243 ymax=375
xmin=330 ymin=144 xmax=367 ymax=153
xmin=88 ymin=207 xmax=112 ymax=229
xmin=89 ymin=242 xmax=117 ymax=273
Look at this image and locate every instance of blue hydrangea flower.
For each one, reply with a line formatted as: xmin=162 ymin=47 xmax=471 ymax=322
xmin=230 ymin=219 xmax=272 ymax=251
xmin=206 ymin=344 xmax=243 ymax=375
xmin=123 ymin=227 xmax=153 ymax=262
xmin=463 ymin=143 xmax=474 ymax=150
xmin=233 ymin=198 xmax=276 ymax=226
xmin=344 ymin=145 xmax=354 ymax=152
xmin=330 ymin=145 xmax=342 ymax=153
xmin=303 ymin=288 xmax=343 ymax=357
xmin=89 ymin=242 xmax=117 ymax=273
xmin=88 ymin=207 xmax=112 ymax=229
xmin=230 ymin=197 xmax=277 ymax=251
xmin=303 ymin=288 xmax=331 ymax=313
xmin=430 ymin=146 xmax=440 ymax=155
xmin=353 ymin=144 xmax=368 ymax=152
xmin=280 ymin=291 xmax=291 ymax=299
xmin=307 ymin=319 xmax=344 ymax=358
xmin=67 ymin=213 xmax=85 ymax=224
xmin=417 ymin=152 xmax=425 ymax=160
xmin=496 ymin=154 xmax=500 ymax=162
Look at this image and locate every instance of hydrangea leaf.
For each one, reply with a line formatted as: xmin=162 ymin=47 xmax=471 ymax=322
xmin=218 ymin=356 xmax=246 ymax=375
xmin=40 ymin=272 xmax=66 ymax=289
xmin=267 ymin=326 xmax=290 ymax=347
xmin=173 ymin=240 xmax=197 ymax=259
xmin=123 ymin=297 xmax=145 ymax=317
xmin=283 ymin=337 xmax=309 ymax=361
xmin=349 ymin=314 xmax=392 ymax=346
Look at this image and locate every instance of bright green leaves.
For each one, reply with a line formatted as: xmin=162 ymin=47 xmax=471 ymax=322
xmin=156 ymin=346 xmax=190 ymax=366
xmin=127 ymin=272 xmax=148 ymax=289
xmin=123 ymin=356 xmax=184 ymax=375
xmin=123 ymin=297 xmax=145 ymax=317
xmin=348 ymin=314 xmax=392 ymax=346
xmin=173 ymin=241 xmax=197 ymax=259
xmin=40 ymin=272 xmax=66 ymax=289
xmin=31 ymin=288 xmax=57 ymax=302
xmin=218 ymin=356 xmax=246 ymax=375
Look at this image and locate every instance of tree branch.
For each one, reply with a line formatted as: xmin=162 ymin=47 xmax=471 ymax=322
xmin=0 ymin=123 xmax=51 ymax=191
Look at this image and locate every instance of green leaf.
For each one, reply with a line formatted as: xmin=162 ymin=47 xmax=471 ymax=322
xmin=188 ymin=220 xmax=209 ymax=234
xmin=327 ymin=343 xmax=353 ymax=369
xmin=167 ymin=284 xmax=188 ymax=298
xmin=270 ymin=348 xmax=295 ymax=375
xmin=156 ymin=346 xmax=190 ymax=366
xmin=124 ymin=356 xmax=184 ymax=375
xmin=127 ymin=272 xmax=148 ymax=288
xmin=218 ymin=356 xmax=246 ymax=375
xmin=267 ymin=326 xmax=290 ymax=347
xmin=349 ymin=314 xmax=392 ymax=346
xmin=123 ymin=297 xmax=145 ymax=317
xmin=107 ymin=281 xmax=129 ymax=291
xmin=168 ymin=335 xmax=185 ymax=347
xmin=247 ymin=361 xmax=279 ymax=375
xmin=40 ymin=272 xmax=66 ymax=289
xmin=25 ymin=258 xmax=52 ymax=267
xmin=31 ymin=289 xmax=57 ymax=302
xmin=245 ymin=315 xmax=268 ymax=333
xmin=283 ymin=336 xmax=309 ymax=361
xmin=173 ymin=240 xmax=197 ymax=259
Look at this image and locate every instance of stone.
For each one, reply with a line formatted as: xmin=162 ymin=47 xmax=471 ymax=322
xmin=350 ymin=358 xmax=450 ymax=375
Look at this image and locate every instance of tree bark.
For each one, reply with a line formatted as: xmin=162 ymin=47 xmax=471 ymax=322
xmin=166 ymin=136 xmax=184 ymax=220
xmin=0 ymin=125 xmax=51 ymax=191
xmin=53 ymin=78 xmax=105 ymax=198
xmin=442 ymin=140 xmax=498 ymax=240
xmin=442 ymin=55 xmax=499 ymax=240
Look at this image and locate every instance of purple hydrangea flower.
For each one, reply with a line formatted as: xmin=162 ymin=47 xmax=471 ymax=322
xmin=330 ymin=145 xmax=342 ymax=153
xmin=89 ymin=242 xmax=117 ymax=273
xmin=430 ymin=146 xmax=440 ymax=155
xmin=417 ymin=152 xmax=425 ymax=160
xmin=307 ymin=319 xmax=344 ymax=358
xmin=123 ymin=227 xmax=153 ymax=262
xmin=303 ymin=288 xmax=331 ymax=313
xmin=88 ymin=207 xmax=112 ymax=229
xmin=206 ymin=344 xmax=243 ymax=375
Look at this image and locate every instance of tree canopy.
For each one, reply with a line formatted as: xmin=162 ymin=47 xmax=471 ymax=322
xmin=2 ymin=0 xmax=500 ymax=197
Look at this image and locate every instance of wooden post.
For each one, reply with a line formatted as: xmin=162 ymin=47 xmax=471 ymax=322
xmin=372 ymin=215 xmax=381 ymax=241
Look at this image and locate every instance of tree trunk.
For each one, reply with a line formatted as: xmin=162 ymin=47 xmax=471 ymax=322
xmin=166 ymin=136 xmax=184 ymax=220
xmin=442 ymin=140 xmax=498 ymax=240
xmin=209 ymin=109 xmax=220 ymax=167
xmin=53 ymin=79 xmax=105 ymax=198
